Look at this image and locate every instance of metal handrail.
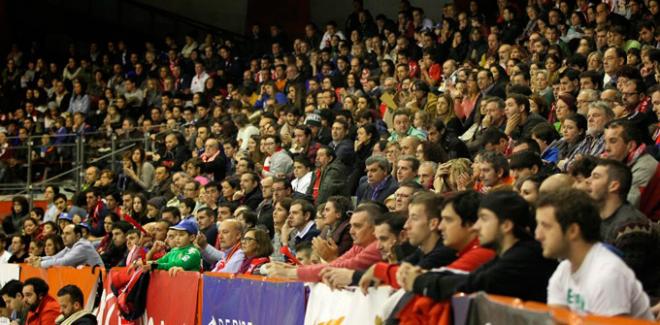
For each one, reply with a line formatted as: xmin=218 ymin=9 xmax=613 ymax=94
xmin=88 ymin=143 xmax=136 ymax=165
xmin=12 ymin=142 xmax=139 ymax=202
xmin=1 ymin=123 xmax=177 ymax=199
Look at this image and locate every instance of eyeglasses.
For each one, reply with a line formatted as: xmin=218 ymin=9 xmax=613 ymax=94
xmin=241 ymin=237 xmax=257 ymax=243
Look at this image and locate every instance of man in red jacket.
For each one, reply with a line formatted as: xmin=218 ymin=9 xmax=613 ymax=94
xmin=22 ymin=277 xmax=60 ymax=325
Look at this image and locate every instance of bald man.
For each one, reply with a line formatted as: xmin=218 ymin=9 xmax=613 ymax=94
xmin=200 ymin=138 xmax=227 ymax=181
xmin=400 ymin=136 xmax=421 ymax=156
xmin=198 ymin=219 xmax=245 ymax=273
xmin=156 ymin=133 xmax=191 ymax=172
xmin=539 ymin=174 xmax=574 ymax=194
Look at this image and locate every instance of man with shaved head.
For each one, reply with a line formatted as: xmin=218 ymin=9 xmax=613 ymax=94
xmin=539 ymin=174 xmax=574 ymax=194
xmin=400 ymin=136 xmax=421 ymax=156
xmin=155 ymin=133 xmax=190 ymax=172
xmin=198 ymin=219 xmax=245 ymax=273
xmin=200 ymin=138 xmax=227 ymax=181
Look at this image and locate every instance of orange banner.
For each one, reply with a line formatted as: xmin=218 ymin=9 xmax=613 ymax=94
xmin=19 ymin=264 xmax=103 ymax=308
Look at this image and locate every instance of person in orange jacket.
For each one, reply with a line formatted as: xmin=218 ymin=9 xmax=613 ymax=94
xmin=22 ymin=277 xmax=60 ymax=325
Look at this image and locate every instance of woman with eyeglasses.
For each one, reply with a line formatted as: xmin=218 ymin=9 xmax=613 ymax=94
xmin=239 ymin=228 xmax=273 ymax=275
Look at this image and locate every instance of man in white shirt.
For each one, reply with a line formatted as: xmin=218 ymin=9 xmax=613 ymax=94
xmin=286 ymin=199 xmax=320 ymax=249
xmin=535 ymin=188 xmax=653 ymax=319
xmin=27 ymin=225 xmax=104 ymax=268
xmin=291 ymin=157 xmax=313 ymax=194
xmin=319 ymin=21 xmax=345 ymax=50
xmin=190 ymin=62 xmax=209 ymax=94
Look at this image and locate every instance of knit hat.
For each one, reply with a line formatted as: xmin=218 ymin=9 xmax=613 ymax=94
xmin=147 ymin=197 xmax=166 ymax=210
xmin=479 ymin=191 xmax=534 ymax=239
xmin=304 ymin=111 xmax=322 ymax=127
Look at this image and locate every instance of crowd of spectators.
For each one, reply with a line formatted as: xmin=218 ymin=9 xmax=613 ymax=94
xmin=2 ymin=0 xmax=660 ymax=323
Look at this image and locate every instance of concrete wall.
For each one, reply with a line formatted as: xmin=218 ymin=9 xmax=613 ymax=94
xmin=311 ymin=0 xmax=451 ymax=31
xmin=134 ymin=0 xmax=248 ymax=35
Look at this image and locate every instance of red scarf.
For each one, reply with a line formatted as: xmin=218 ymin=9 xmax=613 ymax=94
xmin=636 ymin=97 xmax=651 ymax=113
xmin=312 ymin=168 xmax=322 ymax=201
xmin=626 ymin=143 xmax=648 ymax=167
xmin=122 ymin=214 xmax=148 ymax=235
xmin=212 ymin=242 xmax=241 ymax=272
xmin=240 ymin=256 xmax=270 ymax=274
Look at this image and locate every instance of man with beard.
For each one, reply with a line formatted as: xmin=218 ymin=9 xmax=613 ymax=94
xmin=22 ymin=277 xmax=60 ymax=325
xmin=559 ymin=101 xmax=613 ymax=171
xmin=55 ymin=285 xmax=97 ymax=324
xmin=585 ymin=159 xmax=660 ymax=298
xmin=28 ymin=224 xmax=104 ymax=268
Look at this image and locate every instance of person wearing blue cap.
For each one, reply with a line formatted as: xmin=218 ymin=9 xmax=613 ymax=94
xmin=57 ymin=212 xmax=73 ymax=231
xmin=139 ymin=218 xmax=201 ymax=274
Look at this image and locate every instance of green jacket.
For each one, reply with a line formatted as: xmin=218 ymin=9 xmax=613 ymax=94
xmin=156 ymin=244 xmax=201 ymax=271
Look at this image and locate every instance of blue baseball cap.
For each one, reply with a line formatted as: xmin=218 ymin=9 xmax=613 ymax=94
xmin=58 ymin=213 xmax=73 ymax=222
xmin=78 ymin=222 xmax=91 ymax=231
xmin=170 ymin=218 xmax=198 ymax=235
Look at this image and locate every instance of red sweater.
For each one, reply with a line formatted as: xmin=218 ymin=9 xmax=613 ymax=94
xmin=297 ymin=241 xmax=382 ymax=282
xmin=373 ymin=238 xmax=495 ymax=289
xmin=26 ymin=295 xmax=60 ymax=325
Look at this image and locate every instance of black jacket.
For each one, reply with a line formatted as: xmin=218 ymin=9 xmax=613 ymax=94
xmin=199 ymin=153 xmax=227 ymax=182
xmin=356 ymin=175 xmax=398 ymax=204
xmin=160 ymin=144 xmax=190 ymax=172
xmin=412 ymin=239 xmax=557 ymax=303
xmin=71 ymin=313 xmax=98 ymax=325
xmin=240 ymin=187 xmax=263 ymax=211
xmin=403 ymin=238 xmax=457 ymax=270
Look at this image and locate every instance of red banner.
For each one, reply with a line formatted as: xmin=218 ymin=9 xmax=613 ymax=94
xmin=96 ymin=268 xmax=124 ymax=325
xmin=97 ymin=269 xmax=200 ymax=325
xmin=144 ymin=270 xmax=200 ymax=325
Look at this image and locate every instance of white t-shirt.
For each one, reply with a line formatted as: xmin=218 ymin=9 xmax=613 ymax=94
xmin=237 ymin=125 xmax=260 ymax=151
xmin=291 ymin=171 xmax=312 ymax=194
xmin=547 ymin=243 xmax=653 ymax=320
xmin=0 ymin=250 xmax=11 ymax=263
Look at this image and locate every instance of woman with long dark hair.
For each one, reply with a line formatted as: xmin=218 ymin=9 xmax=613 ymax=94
xmin=122 ymin=147 xmax=155 ymax=192
xmin=349 ymin=123 xmax=380 ymax=193
xmin=131 ymin=194 xmax=149 ymax=225
xmin=315 ymin=196 xmax=354 ymax=261
xmin=44 ymin=234 xmax=65 ymax=257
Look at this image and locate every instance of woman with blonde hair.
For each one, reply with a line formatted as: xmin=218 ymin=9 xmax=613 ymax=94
xmin=433 ymin=158 xmax=473 ymax=194
xmin=434 ymin=92 xmax=462 ymax=134
xmin=587 ymin=51 xmax=602 ymax=72
xmin=535 ymin=69 xmax=554 ymax=104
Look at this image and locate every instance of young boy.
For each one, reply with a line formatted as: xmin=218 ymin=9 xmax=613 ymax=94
xmin=124 ymin=229 xmax=147 ymax=266
xmin=178 ymin=198 xmax=196 ymax=223
xmin=142 ymin=219 xmax=202 ymax=272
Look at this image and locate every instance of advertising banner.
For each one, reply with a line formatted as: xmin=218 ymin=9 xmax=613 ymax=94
xmin=97 ymin=269 xmax=200 ymax=325
xmin=0 ymin=263 xmax=19 ymax=288
xmin=144 ymin=270 xmax=200 ymax=325
xmin=201 ymin=274 xmax=306 ymax=325
xmin=304 ymin=283 xmax=394 ymax=325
